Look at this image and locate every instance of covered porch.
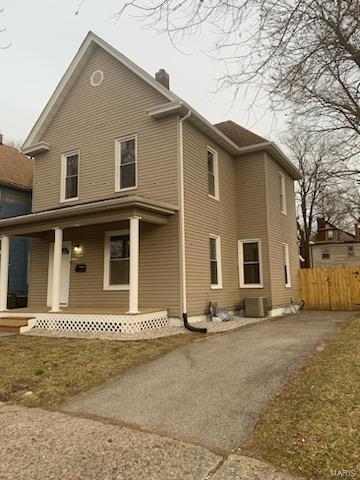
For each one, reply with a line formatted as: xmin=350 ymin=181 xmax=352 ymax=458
xmin=0 ymin=196 xmax=178 ymax=334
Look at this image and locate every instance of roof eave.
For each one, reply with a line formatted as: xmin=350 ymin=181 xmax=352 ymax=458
xmin=187 ymin=107 xmax=241 ymax=155
xmin=0 ymin=196 xmax=178 ymax=230
xmin=236 ymin=142 xmax=302 ymax=180
xmin=21 ymin=31 xmax=300 ymax=178
xmin=147 ymin=101 xmax=188 ymax=119
xmin=22 ymin=31 xmax=178 ymax=151
xmin=22 ymin=142 xmax=50 ymax=156
xmin=0 ymin=180 xmax=32 ymax=192
xmin=148 ymin=101 xmax=241 ymax=156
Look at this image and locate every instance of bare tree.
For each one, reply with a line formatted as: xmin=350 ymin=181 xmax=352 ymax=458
xmin=284 ymin=127 xmax=360 ymax=267
xmin=337 ymin=182 xmax=360 ymax=224
xmin=114 ymin=0 xmax=360 ymax=149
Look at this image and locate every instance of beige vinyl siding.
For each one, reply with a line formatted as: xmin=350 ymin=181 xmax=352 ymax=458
xmin=311 ymin=243 xmax=360 ymax=268
xmin=265 ymin=153 xmax=299 ymax=308
xmin=28 ymin=219 xmax=180 ymax=316
xmin=33 ymin=45 xmax=178 ymax=212
xmin=183 ymin=122 xmax=240 ymax=316
xmin=235 ymin=153 xmax=271 ymax=301
xmin=24 ymin=39 xmax=303 ymax=317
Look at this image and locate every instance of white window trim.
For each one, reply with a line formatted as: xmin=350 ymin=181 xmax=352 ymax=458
xmin=207 ymin=146 xmax=219 ymax=201
xmin=60 ymin=150 xmax=80 ymax=203
xmin=115 ymin=134 xmax=138 ymax=193
xmin=209 ymin=234 xmax=223 ymax=289
xmin=238 ymin=239 xmax=263 ymax=289
xmin=103 ymin=229 xmax=130 ymax=291
xmin=283 ymin=242 xmax=292 ymax=288
xmin=321 ymin=247 xmax=330 ymax=260
xmin=279 ymin=171 xmax=287 ymax=215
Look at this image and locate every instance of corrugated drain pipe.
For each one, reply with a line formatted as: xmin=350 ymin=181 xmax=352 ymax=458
xmin=179 ymin=108 xmax=207 ymax=334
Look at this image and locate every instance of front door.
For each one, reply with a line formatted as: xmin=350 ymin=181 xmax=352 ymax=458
xmin=47 ymin=241 xmax=71 ymax=307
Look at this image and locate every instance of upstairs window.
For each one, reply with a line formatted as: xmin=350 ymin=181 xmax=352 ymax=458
xmin=116 ymin=135 xmax=137 ymax=191
xmin=327 ymin=230 xmax=334 ymax=240
xmin=279 ymin=172 xmax=287 ymax=214
xmin=207 ymin=147 xmax=219 ymax=200
xmin=209 ymin=234 xmax=222 ymax=288
xmin=61 ymin=151 xmax=79 ymax=201
xmin=239 ymin=239 xmax=263 ymax=288
xmin=282 ymin=243 xmax=291 ymax=287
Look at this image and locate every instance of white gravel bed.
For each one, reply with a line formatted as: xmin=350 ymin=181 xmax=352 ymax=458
xmin=24 ymin=316 xmax=267 ymax=341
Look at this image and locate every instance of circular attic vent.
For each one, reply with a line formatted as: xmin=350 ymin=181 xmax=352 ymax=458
xmin=90 ymin=70 xmax=104 ymax=87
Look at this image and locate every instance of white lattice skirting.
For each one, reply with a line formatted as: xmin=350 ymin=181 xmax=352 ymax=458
xmin=1 ymin=311 xmax=168 ymax=335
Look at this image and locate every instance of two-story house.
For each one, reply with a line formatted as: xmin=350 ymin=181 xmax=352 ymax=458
xmin=0 ymin=135 xmax=32 ymax=307
xmin=0 ymin=32 xmax=300 ymax=334
xmin=310 ymin=218 xmax=360 ymax=268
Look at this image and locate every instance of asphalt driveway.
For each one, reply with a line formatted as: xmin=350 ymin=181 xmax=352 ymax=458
xmin=64 ymin=311 xmax=351 ymax=452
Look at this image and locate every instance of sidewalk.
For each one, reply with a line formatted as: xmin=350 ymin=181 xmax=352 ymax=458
xmin=0 ymin=403 xmax=301 ymax=480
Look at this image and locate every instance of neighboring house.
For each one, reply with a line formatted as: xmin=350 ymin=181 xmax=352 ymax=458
xmin=0 ymin=134 xmax=32 ymax=306
xmin=310 ymin=218 xmax=360 ymax=268
xmin=0 ymin=32 xmax=300 ymax=332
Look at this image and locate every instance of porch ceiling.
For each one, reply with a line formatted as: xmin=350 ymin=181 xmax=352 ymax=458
xmin=0 ymin=196 xmax=178 ymax=236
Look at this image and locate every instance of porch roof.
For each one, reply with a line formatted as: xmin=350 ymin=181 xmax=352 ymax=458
xmin=0 ymin=196 xmax=178 ymax=236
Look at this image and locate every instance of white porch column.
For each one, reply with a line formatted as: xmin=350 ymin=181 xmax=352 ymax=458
xmin=127 ymin=216 xmax=140 ymax=314
xmin=0 ymin=236 xmax=10 ymax=311
xmin=51 ymin=227 xmax=63 ymax=313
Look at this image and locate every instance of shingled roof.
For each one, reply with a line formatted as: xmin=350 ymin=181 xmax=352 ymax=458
xmin=0 ymin=142 xmax=33 ymax=189
xmin=214 ymin=120 xmax=267 ymax=148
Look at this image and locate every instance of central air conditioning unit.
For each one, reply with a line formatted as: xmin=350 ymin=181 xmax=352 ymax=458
xmin=244 ymin=297 xmax=269 ymax=318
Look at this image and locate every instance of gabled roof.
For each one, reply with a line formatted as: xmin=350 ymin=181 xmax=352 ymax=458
xmin=0 ymin=143 xmax=33 ymax=189
xmin=316 ymin=219 xmax=357 ymax=240
xmin=215 ymin=120 xmax=267 ymax=148
xmin=22 ymin=31 xmax=176 ymax=152
xmin=22 ymin=32 xmax=301 ymax=179
xmin=214 ymin=120 xmax=301 ymax=179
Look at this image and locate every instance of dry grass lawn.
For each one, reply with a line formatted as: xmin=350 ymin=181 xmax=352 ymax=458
xmin=241 ymin=314 xmax=360 ymax=479
xmin=0 ymin=333 xmax=198 ymax=409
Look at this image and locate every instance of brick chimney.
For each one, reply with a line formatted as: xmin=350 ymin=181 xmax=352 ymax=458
xmin=355 ymin=223 xmax=360 ymax=241
xmin=155 ymin=69 xmax=170 ymax=89
xmin=316 ymin=217 xmax=326 ymax=241
xmin=317 ymin=217 xmax=327 ymax=229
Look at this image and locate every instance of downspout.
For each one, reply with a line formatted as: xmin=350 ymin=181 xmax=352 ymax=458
xmin=178 ymin=110 xmax=207 ymax=333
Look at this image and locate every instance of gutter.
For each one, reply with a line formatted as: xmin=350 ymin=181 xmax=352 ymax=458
xmin=149 ymin=104 xmax=301 ymax=180
xmin=178 ymin=110 xmax=207 ymax=334
xmin=0 ymin=180 xmax=32 ymax=192
xmin=148 ymin=101 xmax=240 ymax=155
xmin=236 ymin=142 xmax=302 ymax=180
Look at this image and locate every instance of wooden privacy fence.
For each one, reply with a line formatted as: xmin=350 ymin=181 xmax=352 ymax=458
xmin=299 ymin=266 xmax=360 ymax=311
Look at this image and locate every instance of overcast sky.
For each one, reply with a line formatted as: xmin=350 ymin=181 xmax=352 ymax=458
xmin=0 ymin=0 xmax=287 ymax=146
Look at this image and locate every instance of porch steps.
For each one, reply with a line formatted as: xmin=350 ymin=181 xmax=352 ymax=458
xmin=0 ymin=317 xmax=35 ymax=334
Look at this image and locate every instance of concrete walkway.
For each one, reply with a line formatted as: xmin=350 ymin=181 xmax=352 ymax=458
xmin=64 ymin=311 xmax=351 ymax=452
xmin=0 ymin=403 xmax=303 ymax=480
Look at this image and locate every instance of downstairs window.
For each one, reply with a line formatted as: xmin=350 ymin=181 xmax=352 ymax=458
xmin=104 ymin=231 xmax=130 ymax=290
xmin=239 ymin=239 xmax=263 ymax=288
